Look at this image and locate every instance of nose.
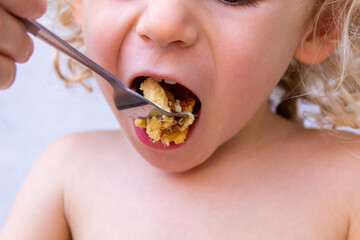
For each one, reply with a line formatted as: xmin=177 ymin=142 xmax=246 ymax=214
xmin=136 ymin=1 xmax=198 ymax=48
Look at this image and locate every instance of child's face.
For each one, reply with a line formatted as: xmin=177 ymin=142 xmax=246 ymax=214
xmin=77 ymin=0 xmax=312 ymax=171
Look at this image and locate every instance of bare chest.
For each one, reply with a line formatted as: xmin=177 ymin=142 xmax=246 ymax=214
xmin=66 ymin=169 xmax=347 ymax=240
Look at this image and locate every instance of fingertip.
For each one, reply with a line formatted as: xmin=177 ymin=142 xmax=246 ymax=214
xmin=17 ymin=36 xmax=34 ymax=63
xmin=0 ymin=60 xmax=16 ymax=90
xmin=34 ymin=0 xmax=48 ymax=19
xmin=28 ymin=36 xmax=35 ymax=60
xmin=5 ymin=67 xmax=16 ymax=90
xmin=9 ymin=0 xmax=48 ymax=19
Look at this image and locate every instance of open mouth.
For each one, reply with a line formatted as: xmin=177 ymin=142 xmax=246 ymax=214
xmin=130 ymin=76 xmax=201 ymax=149
xmin=130 ymin=76 xmax=201 ymax=114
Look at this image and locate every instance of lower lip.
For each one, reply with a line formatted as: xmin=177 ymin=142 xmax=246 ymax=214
xmin=133 ymin=115 xmax=200 ymax=150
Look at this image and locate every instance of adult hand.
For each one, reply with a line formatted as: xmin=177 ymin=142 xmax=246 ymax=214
xmin=0 ymin=0 xmax=47 ymax=89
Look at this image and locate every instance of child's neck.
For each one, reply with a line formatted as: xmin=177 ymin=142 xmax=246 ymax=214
xmin=177 ymin=102 xmax=303 ymax=175
xmin=221 ymin=102 xmax=299 ymax=152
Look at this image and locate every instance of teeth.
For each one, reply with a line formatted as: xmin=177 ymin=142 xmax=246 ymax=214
xmin=150 ymin=78 xmax=176 ymax=85
xmin=151 ymin=78 xmax=177 ymax=85
xmin=164 ymin=79 xmax=177 ymax=85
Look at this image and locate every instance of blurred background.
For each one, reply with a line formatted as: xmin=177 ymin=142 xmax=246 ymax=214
xmin=2 ymin=2 xmax=359 ymax=231
xmin=0 ymin=16 xmax=118 ymax=227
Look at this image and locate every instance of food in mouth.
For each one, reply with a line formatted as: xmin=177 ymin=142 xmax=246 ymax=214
xmin=133 ymin=77 xmax=197 ymax=146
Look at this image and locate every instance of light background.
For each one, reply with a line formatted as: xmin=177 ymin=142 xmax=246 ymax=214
xmin=1 ymin=7 xmax=358 ymax=230
xmin=0 ymin=17 xmax=118 ymax=227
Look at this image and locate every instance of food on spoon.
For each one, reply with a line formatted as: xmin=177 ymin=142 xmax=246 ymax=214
xmin=134 ymin=77 xmax=196 ymax=146
xmin=140 ymin=77 xmax=171 ymax=113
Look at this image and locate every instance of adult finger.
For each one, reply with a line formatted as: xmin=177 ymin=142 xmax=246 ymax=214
xmin=0 ymin=55 xmax=16 ymax=90
xmin=0 ymin=9 xmax=34 ymax=63
xmin=0 ymin=0 xmax=47 ymax=19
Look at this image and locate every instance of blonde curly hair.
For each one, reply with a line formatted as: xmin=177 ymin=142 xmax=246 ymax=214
xmin=52 ymin=0 xmax=92 ymax=91
xmin=53 ymin=0 xmax=360 ymax=130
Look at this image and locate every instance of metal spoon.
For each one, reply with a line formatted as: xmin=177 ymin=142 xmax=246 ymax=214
xmin=22 ymin=18 xmax=188 ymax=119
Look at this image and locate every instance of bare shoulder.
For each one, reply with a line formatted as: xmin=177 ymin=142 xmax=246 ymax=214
xmin=47 ymin=129 xmax=139 ymax=170
xmin=47 ymin=129 xmax=131 ymax=157
xmin=323 ymin=131 xmax=360 ymax=240
xmin=310 ymin=129 xmax=360 ymax=173
xmin=0 ymin=130 xmax=133 ymax=240
xmin=42 ymin=129 xmax=140 ymax=175
xmin=298 ymin=129 xmax=360 ymax=240
xmin=298 ymin=129 xmax=360 ymax=185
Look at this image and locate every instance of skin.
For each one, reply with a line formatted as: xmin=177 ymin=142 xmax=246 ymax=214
xmin=1 ymin=0 xmax=360 ymax=239
xmin=0 ymin=0 xmax=46 ymax=89
xmin=78 ymin=0 xmax=316 ymax=171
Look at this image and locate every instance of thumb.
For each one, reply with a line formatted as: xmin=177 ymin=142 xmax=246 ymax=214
xmin=0 ymin=0 xmax=47 ymax=19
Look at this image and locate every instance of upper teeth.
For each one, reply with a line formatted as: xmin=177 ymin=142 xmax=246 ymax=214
xmin=164 ymin=80 xmax=176 ymax=85
xmin=153 ymin=78 xmax=177 ymax=85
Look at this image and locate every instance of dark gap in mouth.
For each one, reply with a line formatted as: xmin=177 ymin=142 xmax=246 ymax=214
xmin=130 ymin=76 xmax=201 ymax=115
xmin=130 ymin=76 xmax=147 ymax=93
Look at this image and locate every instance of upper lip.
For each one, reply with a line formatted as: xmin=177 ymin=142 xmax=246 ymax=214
xmin=124 ymin=68 xmax=203 ymax=115
xmin=127 ymin=71 xmax=196 ymax=94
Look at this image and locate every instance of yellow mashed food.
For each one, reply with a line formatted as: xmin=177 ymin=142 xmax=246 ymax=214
xmin=134 ymin=77 xmax=196 ymax=146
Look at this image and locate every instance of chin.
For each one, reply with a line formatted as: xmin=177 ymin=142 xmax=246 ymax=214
xmin=136 ymin=147 xmax=208 ymax=172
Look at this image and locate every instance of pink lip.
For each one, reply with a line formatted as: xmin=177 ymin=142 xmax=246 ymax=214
xmin=133 ymin=115 xmax=200 ymax=150
xmin=128 ymin=72 xmax=201 ymax=150
xmin=127 ymin=72 xmax=177 ymax=87
xmin=127 ymin=72 xmax=195 ymax=95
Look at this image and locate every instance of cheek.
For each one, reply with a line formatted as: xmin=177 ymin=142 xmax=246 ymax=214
xmin=96 ymin=78 xmax=114 ymax=107
xmin=82 ymin=5 xmax=111 ymax=60
xmin=81 ymin=2 xmax=138 ymax=76
xmin=96 ymin=77 xmax=132 ymax=139
xmin=204 ymin=14 xmax=303 ymax=144
xmin=238 ymin=28 xmax=296 ymax=75
xmin=218 ymin=17 xmax=301 ymax=99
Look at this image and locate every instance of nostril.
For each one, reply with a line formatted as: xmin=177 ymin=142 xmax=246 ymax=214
xmin=135 ymin=5 xmax=198 ymax=48
xmin=138 ymin=34 xmax=151 ymax=42
xmin=173 ymin=40 xmax=189 ymax=48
